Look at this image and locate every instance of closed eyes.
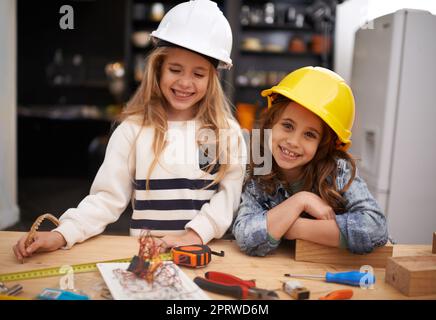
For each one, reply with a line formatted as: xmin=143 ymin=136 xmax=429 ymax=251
xmin=168 ymin=68 xmax=205 ymax=78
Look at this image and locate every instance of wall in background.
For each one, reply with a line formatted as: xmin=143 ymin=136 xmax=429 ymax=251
xmin=0 ymin=0 xmax=19 ymax=229
xmin=334 ymin=0 xmax=436 ymax=83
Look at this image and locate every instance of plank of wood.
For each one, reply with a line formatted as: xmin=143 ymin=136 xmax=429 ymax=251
xmin=432 ymin=232 xmax=436 ymax=254
xmin=294 ymin=239 xmax=393 ymax=268
xmin=385 ymin=256 xmax=436 ymax=297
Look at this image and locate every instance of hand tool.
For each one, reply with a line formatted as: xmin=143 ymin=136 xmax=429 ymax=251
xmin=282 ymin=280 xmax=310 ymax=300
xmin=319 ymin=289 xmax=353 ymax=300
xmin=171 ymin=245 xmax=224 ymax=268
xmin=194 ymin=271 xmax=279 ymax=300
xmin=24 ymin=213 xmax=60 ymax=248
xmin=0 ymin=282 xmax=8 ymax=294
xmin=19 ymin=213 xmax=60 ymax=264
xmin=0 ymin=254 xmax=171 ymax=282
xmin=0 ymin=282 xmax=23 ymax=296
xmin=5 ymin=284 xmax=23 ymax=296
xmin=284 ymin=270 xmax=375 ymax=287
xmin=37 ymin=288 xmax=89 ymax=300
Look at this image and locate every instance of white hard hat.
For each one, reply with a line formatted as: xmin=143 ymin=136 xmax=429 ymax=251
xmin=150 ymin=0 xmax=233 ymax=69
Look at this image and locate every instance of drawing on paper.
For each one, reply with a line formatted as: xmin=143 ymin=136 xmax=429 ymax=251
xmin=97 ymin=262 xmax=210 ymax=300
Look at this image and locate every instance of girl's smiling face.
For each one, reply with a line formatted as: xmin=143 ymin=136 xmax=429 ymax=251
xmin=271 ymin=101 xmax=323 ymax=181
xmin=159 ymin=47 xmax=211 ymax=121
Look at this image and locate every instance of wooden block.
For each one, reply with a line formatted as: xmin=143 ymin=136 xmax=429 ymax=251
xmin=294 ymin=239 xmax=393 ymax=268
xmin=385 ymin=256 xmax=436 ymax=296
xmin=432 ymin=232 xmax=436 ymax=254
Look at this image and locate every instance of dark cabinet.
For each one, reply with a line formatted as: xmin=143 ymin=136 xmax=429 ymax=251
xmin=17 ymin=0 xmax=127 ymax=106
xmin=16 ymin=0 xmax=127 ymax=178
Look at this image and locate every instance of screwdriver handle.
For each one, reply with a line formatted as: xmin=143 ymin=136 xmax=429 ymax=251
xmin=319 ymin=289 xmax=353 ymax=300
xmin=325 ymin=271 xmax=375 ymax=287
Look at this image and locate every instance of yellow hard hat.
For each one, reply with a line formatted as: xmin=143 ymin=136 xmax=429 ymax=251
xmin=261 ymin=66 xmax=355 ymax=150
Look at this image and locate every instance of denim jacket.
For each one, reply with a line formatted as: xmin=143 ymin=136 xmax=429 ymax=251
xmin=232 ymin=159 xmax=389 ymax=256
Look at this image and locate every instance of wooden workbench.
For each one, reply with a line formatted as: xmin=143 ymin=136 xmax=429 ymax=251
xmin=0 ymin=231 xmax=435 ymax=300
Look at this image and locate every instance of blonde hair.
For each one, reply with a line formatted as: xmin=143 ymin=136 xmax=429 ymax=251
xmin=119 ymin=47 xmax=236 ymax=189
xmin=250 ymin=99 xmax=357 ymax=213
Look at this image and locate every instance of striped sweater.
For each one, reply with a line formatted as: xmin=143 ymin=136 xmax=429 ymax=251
xmin=53 ymin=117 xmax=246 ymax=248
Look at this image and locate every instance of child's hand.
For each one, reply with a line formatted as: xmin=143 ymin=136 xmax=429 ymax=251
xmin=294 ymin=191 xmax=336 ymax=220
xmin=159 ymin=229 xmax=203 ymax=249
xmin=13 ymin=231 xmax=67 ymax=262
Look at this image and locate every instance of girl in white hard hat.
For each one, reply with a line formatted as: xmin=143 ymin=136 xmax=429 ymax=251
xmin=233 ymin=67 xmax=388 ymax=256
xmin=13 ymin=0 xmax=246 ymax=260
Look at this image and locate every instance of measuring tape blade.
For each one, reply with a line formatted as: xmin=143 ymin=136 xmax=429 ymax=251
xmin=0 ymin=252 xmax=172 ymax=282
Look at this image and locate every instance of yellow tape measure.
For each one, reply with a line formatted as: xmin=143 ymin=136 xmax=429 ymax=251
xmin=0 ymin=253 xmax=173 ymax=282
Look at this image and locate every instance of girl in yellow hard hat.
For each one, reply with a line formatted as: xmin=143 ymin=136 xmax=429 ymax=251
xmin=13 ymin=0 xmax=246 ymax=261
xmin=233 ymin=66 xmax=388 ymax=256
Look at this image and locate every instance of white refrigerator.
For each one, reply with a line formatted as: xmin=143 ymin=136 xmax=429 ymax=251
xmin=350 ymin=9 xmax=436 ymax=244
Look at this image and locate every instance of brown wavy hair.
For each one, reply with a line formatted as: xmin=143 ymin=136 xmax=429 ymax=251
xmin=118 ymin=47 xmax=236 ymax=189
xmin=250 ymin=98 xmax=356 ymax=213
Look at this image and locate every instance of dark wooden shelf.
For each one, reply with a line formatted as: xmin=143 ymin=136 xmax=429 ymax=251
xmin=241 ymin=23 xmax=313 ymax=32
xmin=236 ymin=85 xmax=270 ymax=90
xmin=132 ymin=45 xmax=153 ymax=52
xmin=132 ymin=19 xmax=160 ymax=30
xmin=47 ymin=80 xmax=108 ymax=89
xmin=17 ymin=105 xmax=116 ymax=122
xmin=240 ymin=50 xmax=322 ymax=58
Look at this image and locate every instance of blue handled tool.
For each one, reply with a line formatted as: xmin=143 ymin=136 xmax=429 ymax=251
xmin=284 ymin=271 xmax=375 ymax=287
xmin=37 ymin=288 xmax=89 ymax=300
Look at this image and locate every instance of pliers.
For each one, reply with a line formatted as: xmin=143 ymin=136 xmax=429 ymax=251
xmin=194 ymin=271 xmax=279 ymax=300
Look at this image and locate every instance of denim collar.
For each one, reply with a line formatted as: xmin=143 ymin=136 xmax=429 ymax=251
xmin=269 ymin=180 xmax=302 ymax=200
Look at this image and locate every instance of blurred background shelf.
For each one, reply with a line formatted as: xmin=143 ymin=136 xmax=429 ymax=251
xmin=132 ymin=20 xmax=160 ymax=29
xmin=241 ymin=23 xmax=313 ymax=31
xmin=240 ymin=49 xmax=321 ymax=57
xmin=234 ymin=0 xmax=335 ymax=121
